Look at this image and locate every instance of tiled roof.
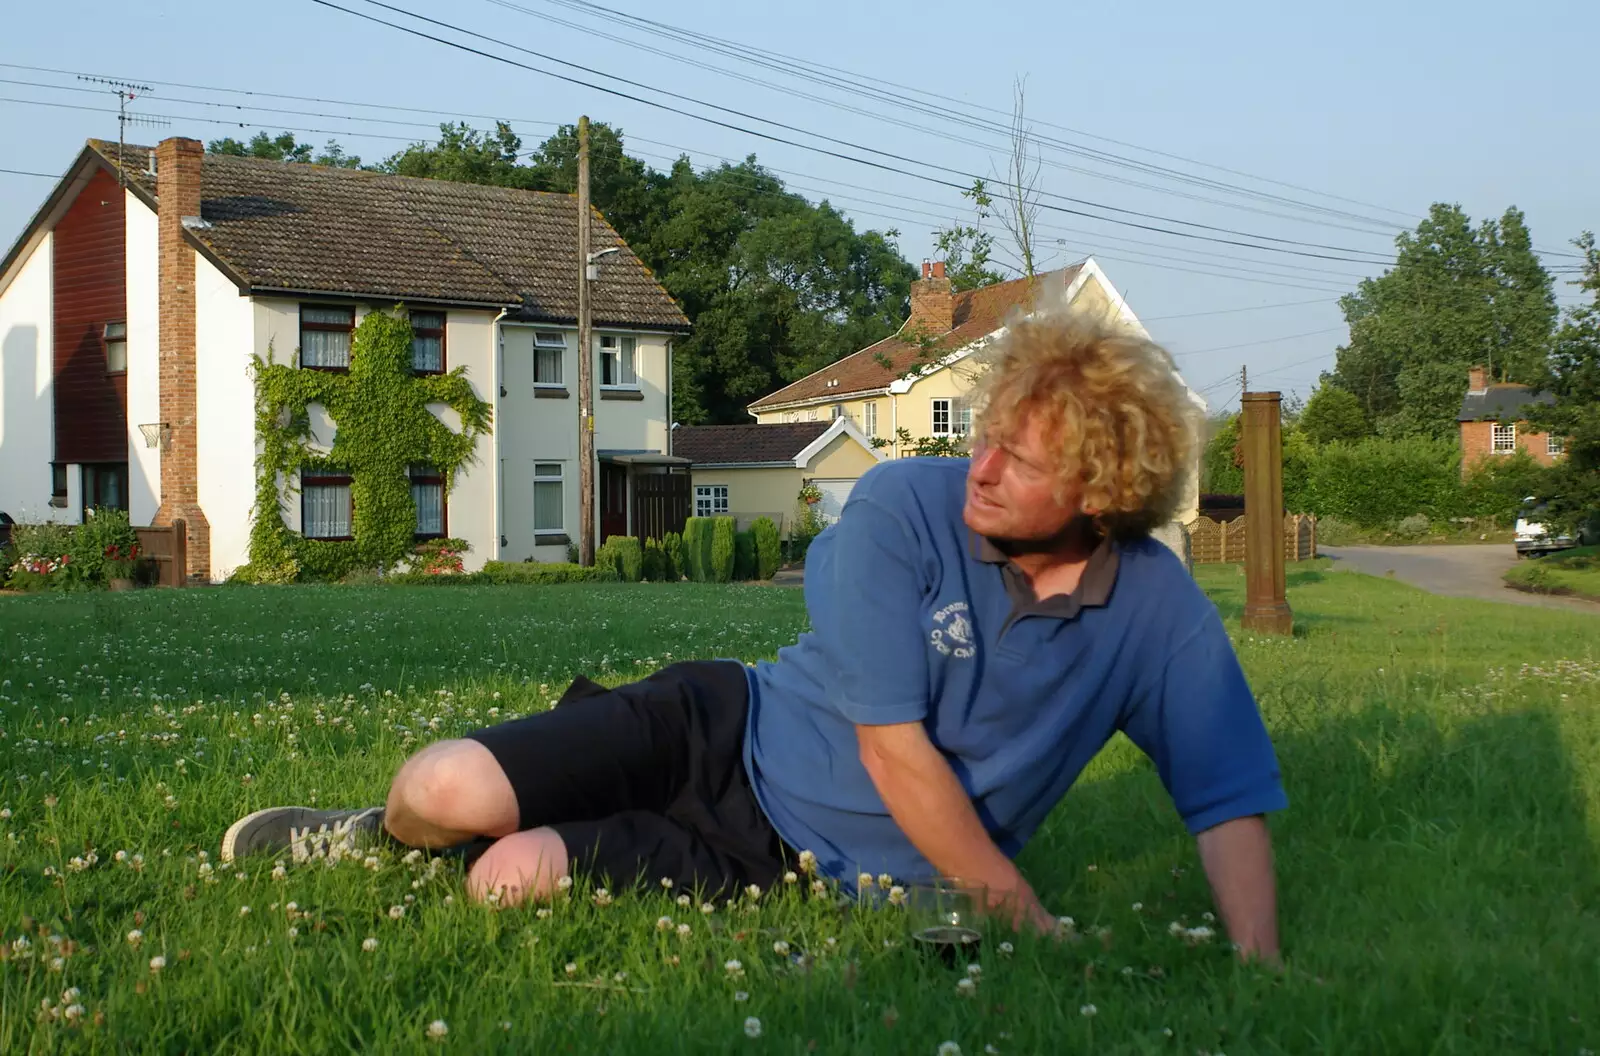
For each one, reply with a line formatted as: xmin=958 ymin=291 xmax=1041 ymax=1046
xmin=1457 ymin=382 xmax=1556 ymax=421
xmin=87 ymin=140 xmax=688 ymax=330
xmin=672 ymin=422 xmax=830 ymax=465
xmin=749 ymin=265 xmax=1083 ymax=409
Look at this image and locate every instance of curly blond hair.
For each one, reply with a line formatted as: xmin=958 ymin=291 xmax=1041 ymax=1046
xmin=968 ymin=310 xmax=1201 ymax=539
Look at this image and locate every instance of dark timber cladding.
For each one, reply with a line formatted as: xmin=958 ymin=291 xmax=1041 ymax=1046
xmin=52 ymin=166 xmax=127 ymax=464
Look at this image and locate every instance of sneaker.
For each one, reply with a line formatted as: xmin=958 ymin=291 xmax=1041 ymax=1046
xmin=220 ymin=806 xmax=386 ymax=864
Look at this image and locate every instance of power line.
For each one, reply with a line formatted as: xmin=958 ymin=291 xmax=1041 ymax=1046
xmin=494 ymin=0 xmax=1419 ymax=233
xmin=308 ymin=0 xmax=1420 ymax=267
xmin=0 ymin=167 xmax=60 ymax=178
xmin=1170 ymin=327 xmax=1347 ymax=358
xmin=1141 ymin=298 xmax=1334 ymax=322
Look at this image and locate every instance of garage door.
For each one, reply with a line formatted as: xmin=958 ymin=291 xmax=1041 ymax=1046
xmin=812 ymin=478 xmax=858 ymax=524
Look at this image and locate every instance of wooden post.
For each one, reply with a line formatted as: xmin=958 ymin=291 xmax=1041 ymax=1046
xmin=1241 ymin=392 xmax=1291 ymax=635
xmin=576 ymin=114 xmax=595 ymax=567
xmin=172 ymin=519 xmax=188 ymax=588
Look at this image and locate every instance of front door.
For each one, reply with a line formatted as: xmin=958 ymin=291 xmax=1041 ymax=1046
xmin=600 ymin=463 xmax=629 ymax=541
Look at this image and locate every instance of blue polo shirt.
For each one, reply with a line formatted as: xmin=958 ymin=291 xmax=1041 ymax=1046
xmin=742 ymin=457 xmax=1287 ymax=889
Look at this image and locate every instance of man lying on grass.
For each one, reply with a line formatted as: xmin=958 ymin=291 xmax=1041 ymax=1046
xmin=221 ymin=311 xmax=1287 ymax=963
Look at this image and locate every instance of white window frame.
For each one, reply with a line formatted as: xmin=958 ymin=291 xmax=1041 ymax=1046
xmin=533 ymin=331 xmax=565 ymax=387
xmin=1491 ymin=422 xmax=1516 ymax=454
xmin=1547 ymin=434 xmax=1564 ymax=457
xmin=598 ymin=334 xmax=639 ymax=389
xmin=533 ymin=462 xmax=565 ymax=537
xmin=103 ymin=321 xmax=127 ymax=374
xmin=830 ymin=404 xmax=844 ymax=421
xmin=695 ymin=484 xmax=729 ymax=518
xmin=931 ymin=398 xmax=952 ymax=437
xmin=863 ymin=401 xmax=877 ymax=438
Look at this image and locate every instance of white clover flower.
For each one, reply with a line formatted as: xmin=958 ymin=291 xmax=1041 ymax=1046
xmin=149 ymin=955 xmax=166 ymax=972
xmin=772 ymin=940 xmax=790 ymax=957
xmin=656 ymin=916 xmax=674 ymax=932
xmin=11 ymin=936 xmax=30 ymax=954
xmin=271 ymin=865 xmax=287 ymax=881
xmin=127 ymin=929 xmax=144 ymax=947
xmin=0 ymin=808 xmax=9 ymax=820
xmin=1056 ymin=916 xmax=1075 ymax=932
xmin=64 ymin=1003 xmax=85 ymax=1022
xmin=782 ymin=871 xmax=798 ymax=885
xmin=676 ymin=894 xmax=691 ymax=908
xmin=115 ymin=850 xmax=128 ymax=863
xmin=564 ymin=962 xmax=578 ymax=976
xmin=797 ymin=849 xmax=817 ymax=873
xmin=877 ymin=873 xmax=893 ymax=890
xmin=535 ymin=907 xmax=552 ymax=920
xmin=745 ymin=883 xmax=762 ymax=900
xmin=743 ymin=1016 xmax=762 ymax=1039
xmin=998 ymin=941 xmax=1014 ymax=955
xmin=287 ymin=927 xmax=299 ymax=939
xmin=660 ymin=876 xmax=674 ymax=889
xmin=388 ymin=905 xmax=405 ymax=920
xmin=61 ymin=987 xmax=81 ymax=1003
xmin=1079 ymin=1004 xmax=1097 ymax=1017
xmin=363 ymin=937 xmax=379 ymax=952
xmin=956 ymin=977 xmax=976 ymax=996
xmin=197 ymin=863 xmax=214 ymax=877
xmin=556 ymin=875 xmax=573 ymax=892
xmin=239 ymin=905 xmax=251 ymax=917
xmin=938 ymin=1042 xmax=962 ymax=1056
xmin=426 ymin=1019 xmax=448 ymax=1040
xmin=1168 ymin=920 xmax=1185 ymax=935
xmin=442 ymin=895 xmax=454 ymax=906
xmin=677 ymin=923 xmax=691 ymax=939
xmin=888 ymin=885 xmax=907 ymax=906
xmin=164 ymin=795 xmax=177 ymax=809
xmin=725 ymin=959 xmax=744 ymax=978
xmin=403 ymin=849 xmax=424 ymax=865
xmin=48 ymin=957 xmax=64 ymax=972
xmin=811 ymin=879 xmax=827 ymax=896
xmin=592 ymin=888 xmax=613 ymax=907
xmin=734 ymin=990 xmax=749 ymax=1002
xmin=966 ymin=963 xmax=982 ymax=979
xmin=1183 ymin=925 xmax=1214 ymax=945
xmin=1202 ymin=911 xmax=1215 ymax=923
xmin=364 ymin=856 xmax=381 ymax=871
xmin=700 ymin=902 xmax=715 ymax=916
xmin=857 ymin=872 xmax=874 ymax=890
xmin=1132 ymin=902 xmax=1144 ymax=912
xmin=613 ymin=971 xmax=627 ymax=983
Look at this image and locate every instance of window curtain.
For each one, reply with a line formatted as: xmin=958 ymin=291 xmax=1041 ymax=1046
xmin=305 ymin=483 xmax=352 ymax=538
xmin=301 ymin=330 xmax=350 ymax=369
xmin=412 ymin=481 xmax=443 ymax=535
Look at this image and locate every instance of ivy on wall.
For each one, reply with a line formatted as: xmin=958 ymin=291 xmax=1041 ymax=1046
xmin=240 ymin=307 xmax=493 ymax=582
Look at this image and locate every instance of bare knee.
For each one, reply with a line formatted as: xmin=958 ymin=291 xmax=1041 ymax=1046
xmin=387 ymin=739 xmax=518 ymax=843
xmin=466 ymin=828 xmax=570 ymax=907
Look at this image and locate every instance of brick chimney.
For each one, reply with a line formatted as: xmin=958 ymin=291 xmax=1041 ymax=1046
xmin=907 ymin=259 xmax=954 ymax=334
xmin=153 ymin=137 xmax=210 ymax=581
xmin=1467 ymin=364 xmax=1489 ymax=393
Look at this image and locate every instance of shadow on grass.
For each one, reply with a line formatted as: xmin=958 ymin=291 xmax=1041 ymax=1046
xmin=1022 ymin=698 xmax=1600 ymax=1048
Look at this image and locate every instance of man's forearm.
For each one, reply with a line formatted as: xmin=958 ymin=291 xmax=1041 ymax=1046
xmin=857 ymin=723 xmax=1019 ymax=893
xmin=1195 ymin=814 xmax=1279 ymax=963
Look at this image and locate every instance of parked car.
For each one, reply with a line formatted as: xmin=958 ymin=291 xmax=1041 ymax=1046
xmin=1514 ymin=498 xmax=1576 ymax=557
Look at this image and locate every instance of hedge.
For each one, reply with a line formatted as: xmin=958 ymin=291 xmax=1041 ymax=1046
xmin=662 ymin=532 xmax=685 ymax=582
xmin=752 ymin=517 xmax=781 ymax=580
xmin=733 ymin=529 xmax=757 ymax=581
xmin=710 ymin=517 xmax=736 ymax=583
xmin=597 ymin=536 xmax=643 ymax=582
xmin=386 ymin=561 xmax=619 ymax=586
xmin=682 ymin=518 xmax=713 ymax=582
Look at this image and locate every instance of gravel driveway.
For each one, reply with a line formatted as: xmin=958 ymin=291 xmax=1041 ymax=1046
xmin=1320 ymin=544 xmax=1598 ymax=614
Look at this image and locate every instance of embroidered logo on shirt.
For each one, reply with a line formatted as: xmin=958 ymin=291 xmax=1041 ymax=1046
xmin=931 ymin=601 xmax=976 ymax=659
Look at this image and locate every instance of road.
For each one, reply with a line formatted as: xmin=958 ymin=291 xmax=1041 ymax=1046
xmin=1320 ymin=543 xmax=1597 ymax=614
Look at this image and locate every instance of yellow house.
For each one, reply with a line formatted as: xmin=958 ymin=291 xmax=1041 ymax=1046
xmin=672 ymin=417 xmax=883 ymax=537
xmin=746 ymin=256 xmax=1204 ymax=526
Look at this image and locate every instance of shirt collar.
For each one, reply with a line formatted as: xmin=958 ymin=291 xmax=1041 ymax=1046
xmin=970 ymin=529 xmax=1120 ymax=617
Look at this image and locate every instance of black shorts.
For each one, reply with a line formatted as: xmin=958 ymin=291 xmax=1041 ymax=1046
xmin=463 ymin=660 xmax=796 ymax=898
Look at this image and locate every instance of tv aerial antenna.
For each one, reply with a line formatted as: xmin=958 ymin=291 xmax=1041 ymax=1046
xmin=76 ymin=76 xmax=167 ymax=186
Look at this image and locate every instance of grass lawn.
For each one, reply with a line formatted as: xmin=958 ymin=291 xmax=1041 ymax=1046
xmin=1506 ymin=545 xmax=1600 ymax=602
xmin=2 ymin=567 xmax=1598 ymax=1054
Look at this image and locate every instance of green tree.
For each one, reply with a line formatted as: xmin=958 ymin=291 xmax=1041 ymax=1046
xmin=1327 ymin=204 xmax=1556 ymax=440
xmin=381 ymin=122 xmax=537 ymax=188
xmin=1527 ymin=232 xmax=1600 ymax=534
xmin=933 ymin=179 xmax=1006 ymax=292
xmin=1297 ymin=385 xmax=1371 ymax=446
xmin=207 ymin=132 xmax=360 ymax=168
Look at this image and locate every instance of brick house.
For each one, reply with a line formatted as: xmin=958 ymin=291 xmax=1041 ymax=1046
xmin=0 ymin=136 xmax=690 ymax=580
xmin=1457 ymin=364 xmax=1564 ymax=475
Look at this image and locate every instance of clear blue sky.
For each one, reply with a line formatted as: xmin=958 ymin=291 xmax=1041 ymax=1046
xmin=3 ymin=0 xmax=1595 ymax=411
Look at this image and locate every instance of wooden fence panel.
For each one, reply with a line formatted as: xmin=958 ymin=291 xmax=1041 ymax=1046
xmin=134 ymin=519 xmax=187 ymax=587
xmin=1187 ymin=514 xmax=1317 ymax=565
xmin=633 ymin=473 xmax=690 ymax=543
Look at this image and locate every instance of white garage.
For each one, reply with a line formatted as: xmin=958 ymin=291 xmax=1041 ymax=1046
xmin=811 ymin=478 xmax=858 ymax=524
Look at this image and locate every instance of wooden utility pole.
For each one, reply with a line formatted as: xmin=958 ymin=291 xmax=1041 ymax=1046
xmin=1241 ymin=391 xmax=1292 ymax=635
xmin=576 ymin=114 xmax=595 ymax=567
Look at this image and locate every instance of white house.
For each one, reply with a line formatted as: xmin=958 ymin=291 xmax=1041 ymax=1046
xmin=0 ymin=136 xmax=691 ymax=581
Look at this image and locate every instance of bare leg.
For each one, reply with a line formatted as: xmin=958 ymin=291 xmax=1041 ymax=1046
xmin=466 ymin=827 xmax=571 ymax=907
xmin=385 ymin=739 xmax=520 ymax=849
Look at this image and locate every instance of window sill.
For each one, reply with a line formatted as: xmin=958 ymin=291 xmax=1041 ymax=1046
xmin=534 ymin=386 xmax=571 ymax=399
xmin=303 ymin=536 xmax=355 ymax=543
xmin=600 ymin=388 xmax=645 ymax=402
xmin=299 ymin=364 xmax=351 ymax=374
xmin=534 ymin=532 xmax=571 ymax=546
